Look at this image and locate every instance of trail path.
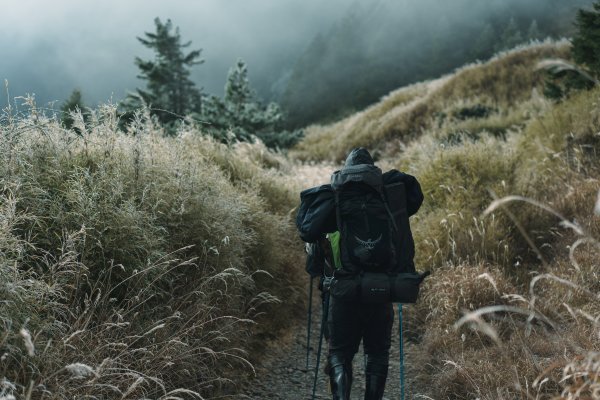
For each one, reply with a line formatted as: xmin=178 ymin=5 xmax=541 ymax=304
xmin=245 ymin=293 xmax=422 ymax=400
xmin=242 ymin=163 xmax=424 ymax=400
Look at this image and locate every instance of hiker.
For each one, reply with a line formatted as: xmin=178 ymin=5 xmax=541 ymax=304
xmin=297 ymin=148 xmax=424 ymax=400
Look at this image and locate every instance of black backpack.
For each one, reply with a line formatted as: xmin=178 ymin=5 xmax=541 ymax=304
xmin=329 ymin=164 xmax=429 ymax=304
xmin=331 ymin=164 xmax=405 ymax=276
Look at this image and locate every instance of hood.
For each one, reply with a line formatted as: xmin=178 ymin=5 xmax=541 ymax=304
xmin=344 ymin=147 xmax=374 ymax=167
xmin=331 ymin=164 xmax=383 ymax=191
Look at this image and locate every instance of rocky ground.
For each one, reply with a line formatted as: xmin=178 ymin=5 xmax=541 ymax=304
xmin=242 ymin=286 xmax=424 ymax=400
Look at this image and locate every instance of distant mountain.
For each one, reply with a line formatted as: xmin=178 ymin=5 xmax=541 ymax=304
xmin=280 ymin=0 xmax=593 ymax=128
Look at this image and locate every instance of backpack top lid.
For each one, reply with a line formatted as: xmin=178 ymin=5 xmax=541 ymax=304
xmin=344 ymin=147 xmax=375 ymax=167
xmin=331 ymin=148 xmax=383 ymax=192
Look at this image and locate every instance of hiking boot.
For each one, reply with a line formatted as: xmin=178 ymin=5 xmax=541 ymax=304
xmin=364 ymin=372 xmax=387 ymax=400
xmin=328 ymin=355 xmax=352 ymax=400
xmin=364 ymin=354 xmax=388 ymax=400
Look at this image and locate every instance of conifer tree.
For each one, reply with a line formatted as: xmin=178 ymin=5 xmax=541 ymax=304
xmin=497 ymin=17 xmax=524 ymax=52
xmin=124 ymin=18 xmax=203 ymax=126
xmin=572 ymin=1 xmax=600 ymax=78
xmin=224 ymin=59 xmax=253 ymax=118
xmin=541 ymin=2 xmax=600 ymax=100
xmin=527 ymin=20 xmax=542 ymax=41
xmin=61 ymin=88 xmax=88 ymax=131
xmin=199 ymin=59 xmax=285 ymax=144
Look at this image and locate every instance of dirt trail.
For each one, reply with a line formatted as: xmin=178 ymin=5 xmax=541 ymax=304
xmin=244 ymin=293 xmax=422 ymax=400
xmin=241 ymin=163 xmax=425 ymax=400
xmin=290 ymin=162 xmax=337 ymax=188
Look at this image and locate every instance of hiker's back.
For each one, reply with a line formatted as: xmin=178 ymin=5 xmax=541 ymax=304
xmin=297 ymin=147 xmax=426 ymax=400
xmin=331 ymin=160 xmax=418 ymax=278
xmin=334 ymin=180 xmax=395 ymax=275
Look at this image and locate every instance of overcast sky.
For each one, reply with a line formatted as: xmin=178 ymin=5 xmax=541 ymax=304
xmin=1 ymin=0 xmax=590 ymax=112
xmin=0 ymin=0 xmax=351 ymax=108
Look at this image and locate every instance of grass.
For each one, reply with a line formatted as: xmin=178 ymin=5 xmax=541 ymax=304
xmin=2 ymin=37 xmax=599 ymax=400
xmin=292 ymin=38 xmax=600 ymax=399
xmin=404 ymin=174 xmax=600 ymax=399
xmin=395 ymin=75 xmax=600 ymax=400
xmin=0 ymin=104 xmax=304 ymax=399
xmin=290 ymin=40 xmax=572 ymax=163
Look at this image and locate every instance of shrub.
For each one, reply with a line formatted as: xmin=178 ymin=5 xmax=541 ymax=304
xmin=0 ymin=105 xmax=304 ymax=398
xmin=400 ymin=138 xmax=518 ymax=268
xmin=400 ymin=65 xmax=600 ymax=399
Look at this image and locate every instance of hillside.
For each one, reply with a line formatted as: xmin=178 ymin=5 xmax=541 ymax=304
xmin=280 ymin=0 xmax=593 ymax=128
xmin=1 ymin=40 xmax=598 ymax=399
xmin=291 ymin=40 xmax=600 ymax=399
xmin=292 ymin=40 xmax=572 ymax=162
xmin=0 ymin=107 xmax=306 ymax=398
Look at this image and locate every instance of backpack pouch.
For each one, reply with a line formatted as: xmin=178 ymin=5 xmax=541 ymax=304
xmin=330 ymin=276 xmax=361 ymax=301
xmin=360 ymin=273 xmax=391 ymax=303
xmin=359 ymin=272 xmax=425 ymax=304
xmin=390 ymin=273 xmax=424 ymax=303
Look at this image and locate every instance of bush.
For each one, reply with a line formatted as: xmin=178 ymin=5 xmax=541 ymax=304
xmin=397 ymin=58 xmax=600 ymax=400
xmin=401 ymin=138 xmax=518 ymax=268
xmin=452 ymin=104 xmax=496 ymax=120
xmin=0 ymin=105 xmax=304 ymax=398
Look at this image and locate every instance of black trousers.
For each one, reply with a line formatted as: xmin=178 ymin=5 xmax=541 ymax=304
xmin=327 ymin=295 xmax=394 ymax=373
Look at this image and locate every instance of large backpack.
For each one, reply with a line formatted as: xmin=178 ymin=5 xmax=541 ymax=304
xmin=297 ymin=161 xmax=426 ymax=304
xmin=330 ymin=164 xmax=406 ymax=276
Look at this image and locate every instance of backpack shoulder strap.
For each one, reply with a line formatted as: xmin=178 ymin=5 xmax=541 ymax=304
xmin=380 ymin=188 xmax=400 ymax=233
xmin=333 ymin=189 xmax=342 ymax=234
xmin=384 ymin=182 xmax=407 ymax=213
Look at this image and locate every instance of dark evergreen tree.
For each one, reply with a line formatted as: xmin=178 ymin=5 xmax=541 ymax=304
xmin=541 ymin=2 xmax=600 ymax=101
xmin=527 ymin=20 xmax=542 ymax=41
xmin=198 ymin=59 xmax=297 ymax=147
xmin=61 ymin=88 xmax=88 ymax=131
xmin=471 ymin=23 xmax=496 ymax=60
xmin=497 ymin=17 xmax=524 ymax=52
xmin=572 ymin=1 xmax=600 ymax=78
xmin=123 ymin=18 xmax=203 ymax=127
xmin=224 ymin=59 xmax=254 ymax=118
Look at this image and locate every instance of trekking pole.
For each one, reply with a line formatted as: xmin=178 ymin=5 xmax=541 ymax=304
xmin=312 ymin=290 xmax=330 ymax=400
xmin=399 ymin=304 xmax=405 ymax=400
xmin=306 ymin=276 xmax=314 ymax=370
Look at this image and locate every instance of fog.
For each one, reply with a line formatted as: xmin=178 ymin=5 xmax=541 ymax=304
xmin=0 ymin=0 xmax=592 ymax=115
xmin=0 ymin=0 xmax=349 ymax=108
xmin=280 ymin=0 xmax=592 ymax=126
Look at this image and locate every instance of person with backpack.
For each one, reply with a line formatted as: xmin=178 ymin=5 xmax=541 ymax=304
xmin=296 ymin=148 xmax=425 ymax=400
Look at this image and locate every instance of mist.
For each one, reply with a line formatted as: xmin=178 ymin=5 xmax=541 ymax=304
xmin=0 ymin=0 xmax=348 ymax=108
xmin=281 ymin=0 xmax=593 ymax=127
xmin=0 ymin=0 xmax=593 ymax=123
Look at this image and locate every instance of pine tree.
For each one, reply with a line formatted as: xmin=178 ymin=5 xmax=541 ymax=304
xmin=61 ymin=88 xmax=88 ymax=131
xmin=224 ymin=59 xmax=253 ymax=119
xmin=527 ymin=20 xmax=542 ymax=41
xmin=541 ymin=2 xmax=600 ymax=100
xmin=497 ymin=17 xmax=524 ymax=52
xmin=124 ymin=18 xmax=203 ymax=127
xmin=572 ymin=1 xmax=600 ymax=78
xmin=471 ymin=23 xmax=495 ymax=60
xmin=225 ymin=59 xmax=282 ymax=141
xmin=199 ymin=59 xmax=284 ymax=144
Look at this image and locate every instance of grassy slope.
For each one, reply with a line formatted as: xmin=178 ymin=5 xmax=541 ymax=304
xmin=294 ymin=40 xmax=600 ymax=398
xmin=1 ymin=40 xmax=598 ymax=400
xmin=291 ymin=40 xmax=572 ymax=162
xmin=0 ymin=107 xmax=305 ymax=399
